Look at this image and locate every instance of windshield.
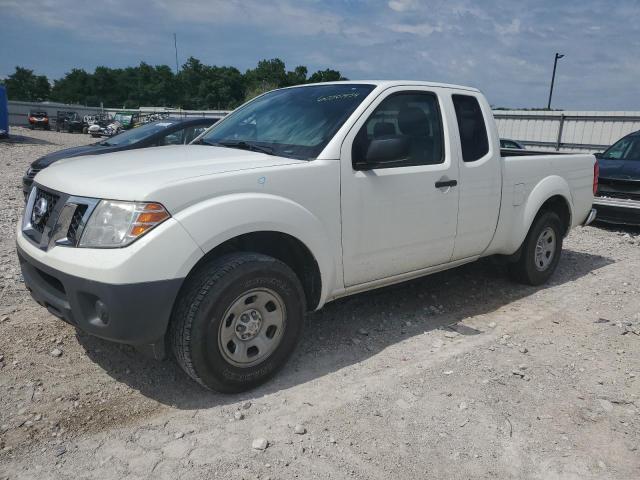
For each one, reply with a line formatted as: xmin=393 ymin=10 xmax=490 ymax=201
xmin=114 ymin=113 xmax=134 ymax=125
xmin=602 ymin=135 xmax=640 ymax=161
xmin=101 ymin=121 xmax=175 ymax=146
xmin=200 ymin=83 xmax=375 ymax=159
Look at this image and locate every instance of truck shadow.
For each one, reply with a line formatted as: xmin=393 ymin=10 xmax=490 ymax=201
xmin=0 ymin=133 xmax=55 ymax=145
xmin=77 ymin=248 xmax=613 ymax=409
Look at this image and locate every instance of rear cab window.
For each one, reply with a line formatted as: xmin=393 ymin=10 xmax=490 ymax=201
xmin=452 ymin=94 xmax=489 ymax=162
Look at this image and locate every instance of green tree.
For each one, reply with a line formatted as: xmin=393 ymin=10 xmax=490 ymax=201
xmin=51 ymin=68 xmax=92 ymax=104
xmin=245 ymin=58 xmax=288 ymax=90
xmin=308 ymin=69 xmax=346 ymax=83
xmin=3 ymin=66 xmax=51 ymax=101
xmin=11 ymin=59 xmax=346 ymax=109
xmin=286 ymin=65 xmax=308 ymax=86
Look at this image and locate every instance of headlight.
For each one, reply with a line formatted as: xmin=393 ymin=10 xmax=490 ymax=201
xmin=79 ymin=200 xmax=170 ymax=248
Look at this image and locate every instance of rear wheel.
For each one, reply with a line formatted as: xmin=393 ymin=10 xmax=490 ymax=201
xmin=170 ymin=253 xmax=306 ymax=393
xmin=508 ymin=211 xmax=563 ymax=286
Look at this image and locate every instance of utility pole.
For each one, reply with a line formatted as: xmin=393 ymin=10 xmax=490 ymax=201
xmin=174 ymin=33 xmax=179 ymax=75
xmin=547 ymin=52 xmax=564 ymax=110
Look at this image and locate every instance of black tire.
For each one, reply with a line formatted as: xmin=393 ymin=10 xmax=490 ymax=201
xmin=82 ymin=126 xmax=88 ymax=134
xmin=509 ymin=211 xmax=563 ymax=286
xmin=170 ymin=253 xmax=306 ymax=393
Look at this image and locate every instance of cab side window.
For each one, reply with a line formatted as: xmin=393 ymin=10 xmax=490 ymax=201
xmin=184 ymin=125 xmax=209 ymax=144
xmin=452 ymin=94 xmax=489 ymax=162
xmin=352 ymin=92 xmax=444 ymax=169
xmin=157 ymin=129 xmax=185 ymax=146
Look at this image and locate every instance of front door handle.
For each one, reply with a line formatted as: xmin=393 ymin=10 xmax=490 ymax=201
xmin=435 ymin=179 xmax=458 ymax=188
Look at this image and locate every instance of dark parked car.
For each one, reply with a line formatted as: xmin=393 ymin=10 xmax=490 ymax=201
xmin=28 ymin=110 xmax=50 ymax=130
xmin=23 ymin=117 xmax=217 ymax=197
xmin=500 ymin=138 xmax=526 ymax=149
xmin=56 ymin=111 xmax=85 ymax=133
xmin=594 ymin=131 xmax=640 ymax=225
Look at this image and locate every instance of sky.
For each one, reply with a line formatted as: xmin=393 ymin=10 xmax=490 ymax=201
xmin=1 ymin=0 xmax=639 ymax=110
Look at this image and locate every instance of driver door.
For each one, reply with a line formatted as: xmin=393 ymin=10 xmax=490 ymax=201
xmin=340 ymin=87 xmax=460 ymax=287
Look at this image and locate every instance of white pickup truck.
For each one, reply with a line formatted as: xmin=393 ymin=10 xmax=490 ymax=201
xmin=17 ymin=81 xmax=597 ymax=392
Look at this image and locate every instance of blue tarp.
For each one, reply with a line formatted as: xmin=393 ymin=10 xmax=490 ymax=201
xmin=0 ymin=85 xmax=8 ymax=137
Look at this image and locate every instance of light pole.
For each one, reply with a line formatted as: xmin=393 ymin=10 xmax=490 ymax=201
xmin=174 ymin=33 xmax=179 ymax=75
xmin=547 ymin=52 xmax=564 ymax=110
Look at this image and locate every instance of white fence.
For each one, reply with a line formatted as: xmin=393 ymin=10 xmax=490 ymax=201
xmin=9 ymin=101 xmax=640 ymax=153
xmin=8 ymin=101 xmax=229 ymax=127
xmin=493 ymin=110 xmax=640 ymax=153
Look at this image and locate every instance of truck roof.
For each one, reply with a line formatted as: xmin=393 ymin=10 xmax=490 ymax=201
xmin=286 ymin=80 xmax=481 ymax=93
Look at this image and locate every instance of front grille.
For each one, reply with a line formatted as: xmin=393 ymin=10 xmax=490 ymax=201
xmin=23 ymin=188 xmax=98 ymax=250
xmin=31 ymin=188 xmax=60 ymax=233
xmin=66 ymin=204 xmax=87 ymax=245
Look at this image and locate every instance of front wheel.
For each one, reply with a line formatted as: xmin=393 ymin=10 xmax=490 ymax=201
xmin=508 ymin=211 xmax=563 ymax=286
xmin=170 ymin=253 xmax=306 ymax=393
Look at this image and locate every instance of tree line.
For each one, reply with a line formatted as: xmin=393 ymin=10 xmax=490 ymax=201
xmin=1 ymin=57 xmax=346 ymax=110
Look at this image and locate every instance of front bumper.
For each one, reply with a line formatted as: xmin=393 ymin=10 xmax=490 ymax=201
xmin=18 ymin=245 xmax=182 ymax=358
xmin=593 ymin=197 xmax=640 ymax=226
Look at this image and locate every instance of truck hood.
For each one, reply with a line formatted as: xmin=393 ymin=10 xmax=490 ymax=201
xmin=31 ymin=143 xmax=117 ymax=169
xmin=34 ymin=145 xmax=304 ymax=201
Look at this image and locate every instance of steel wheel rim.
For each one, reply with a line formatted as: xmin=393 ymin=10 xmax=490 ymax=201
xmin=534 ymin=226 xmax=556 ymax=271
xmin=218 ymin=288 xmax=286 ymax=368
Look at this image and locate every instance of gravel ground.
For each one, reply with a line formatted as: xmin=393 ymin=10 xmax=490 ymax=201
xmin=1 ymin=128 xmax=639 ymax=479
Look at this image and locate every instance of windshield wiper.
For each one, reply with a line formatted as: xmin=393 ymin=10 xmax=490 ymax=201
xmin=216 ymin=140 xmax=275 ymax=156
xmin=193 ymin=138 xmax=216 ymax=146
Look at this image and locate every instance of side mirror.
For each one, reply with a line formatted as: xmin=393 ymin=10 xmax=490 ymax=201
xmin=594 ymin=152 xmax=603 ymax=159
xmin=355 ymin=136 xmax=410 ymax=170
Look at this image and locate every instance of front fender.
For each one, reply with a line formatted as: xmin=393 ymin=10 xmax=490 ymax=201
xmin=172 ymin=193 xmax=338 ymax=306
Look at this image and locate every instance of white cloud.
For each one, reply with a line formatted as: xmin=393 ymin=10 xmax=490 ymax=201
xmin=388 ymin=0 xmax=420 ymax=12
xmin=150 ymin=0 xmax=343 ymax=36
xmin=495 ymin=18 xmax=521 ymax=35
xmin=3 ymin=0 xmax=640 ymax=109
xmin=389 ymin=22 xmax=444 ymax=36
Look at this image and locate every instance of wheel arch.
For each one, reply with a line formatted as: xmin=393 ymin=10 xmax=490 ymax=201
xmin=171 ymin=193 xmax=339 ymax=308
xmin=512 ymin=176 xmax=573 ymax=253
xmin=173 ymin=230 xmax=324 ymax=317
